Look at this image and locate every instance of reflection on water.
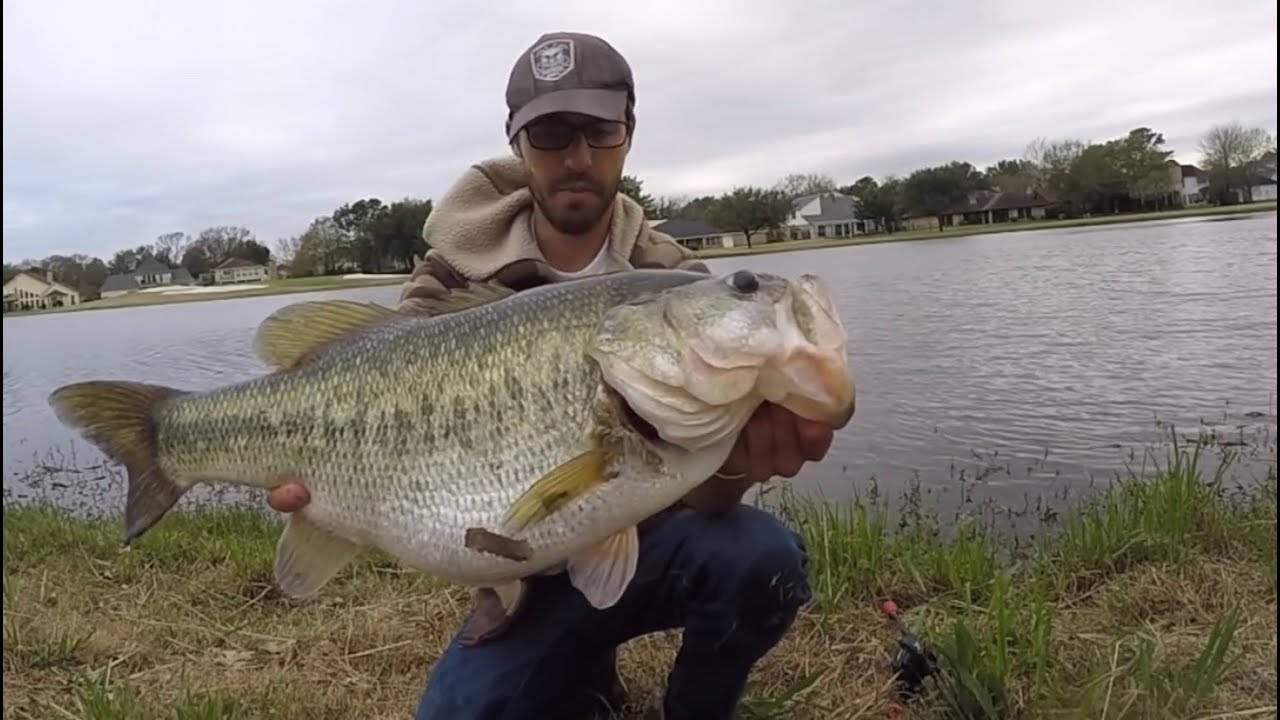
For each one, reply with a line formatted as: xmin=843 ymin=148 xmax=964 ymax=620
xmin=4 ymin=213 xmax=1277 ymax=516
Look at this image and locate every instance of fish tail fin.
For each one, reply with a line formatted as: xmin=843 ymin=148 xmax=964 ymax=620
xmin=48 ymin=381 xmax=190 ymax=544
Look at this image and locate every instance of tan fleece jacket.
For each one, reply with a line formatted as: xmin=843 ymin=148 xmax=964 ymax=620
xmin=396 ymin=155 xmax=706 ymax=313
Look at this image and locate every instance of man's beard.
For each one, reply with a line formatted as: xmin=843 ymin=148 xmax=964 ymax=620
xmin=531 ymin=174 xmax=618 ymax=235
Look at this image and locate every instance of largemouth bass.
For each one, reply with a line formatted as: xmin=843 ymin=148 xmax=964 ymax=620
xmin=49 ymin=269 xmax=854 ymax=615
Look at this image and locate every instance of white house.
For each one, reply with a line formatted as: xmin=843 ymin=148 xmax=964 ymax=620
xmin=3 ymin=270 xmax=81 ymax=311
xmin=651 ymin=218 xmax=743 ymax=251
xmin=212 ymin=257 xmax=269 ymax=284
xmin=1179 ymin=164 xmax=1211 ymax=206
xmin=785 ymin=192 xmax=879 ymax=241
xmin=99 ymin=257 xmax=195 ymax=298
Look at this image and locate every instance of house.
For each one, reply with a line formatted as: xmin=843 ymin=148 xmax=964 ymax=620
xmin=3 ymin=269 xmax=81 ymax=312
xmin=99 ymin=257 xmax=195 ymax=298
xmin=1249 ymin=153 xmax=1277 ymax=201
xmin=905 ymin=190 xmax=1052 ymax=229
xmin=212 ymin=257 xmax=269 ymax=285
xmin=785 ymin=192 xmax=879 ymax=241
xmin=652 ymin=218 xmax=743 ymax=251
xmin=1179 ymin=164 xmax=1211 ymax=206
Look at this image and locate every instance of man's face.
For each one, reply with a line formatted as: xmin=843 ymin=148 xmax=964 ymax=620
xmin=517 ymin=112 xmax=629 ymax=235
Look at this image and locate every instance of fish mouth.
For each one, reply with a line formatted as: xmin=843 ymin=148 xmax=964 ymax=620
xmin=761 ymin=349 xmax=855 ymax=429
xmin=756 ymin=274 xmax=855 ymax=430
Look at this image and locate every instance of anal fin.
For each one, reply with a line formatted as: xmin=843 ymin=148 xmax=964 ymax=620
xmin=273 ymin=513 xmax=362 ymax=597
xmin=460 ymin=581 xmax=527 ymax=646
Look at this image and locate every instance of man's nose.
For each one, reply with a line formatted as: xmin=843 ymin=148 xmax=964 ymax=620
xmin=562 ymin=133 xmax=593 ymax=172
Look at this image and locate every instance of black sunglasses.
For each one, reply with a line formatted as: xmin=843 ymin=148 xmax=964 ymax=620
xmin=523 ymin=119 xmax=630 ymax=151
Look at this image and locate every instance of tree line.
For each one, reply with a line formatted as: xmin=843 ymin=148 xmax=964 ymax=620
xmin=3 ymin=197 xmax=433 ymax=300
xmin=621 ymin=121 xmax=1276 ymax=246
xmin=5 ymin=121 xmax=1273 ymax=295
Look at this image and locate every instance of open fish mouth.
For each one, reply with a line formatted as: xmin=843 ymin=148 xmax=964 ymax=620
xmin=590 ymin=270 xmax=855 ymax=454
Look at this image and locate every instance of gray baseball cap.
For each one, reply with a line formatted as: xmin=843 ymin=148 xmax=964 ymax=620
xmin=505 ymin=32 xmax=635 ymax=142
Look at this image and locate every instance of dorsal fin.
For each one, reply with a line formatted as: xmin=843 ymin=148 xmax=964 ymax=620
xmin=254 ymin=283 xmax=520 ymax=370
xmin=254 ymin=300 xmax=397 ymax=369
xmin=409 ymin=282 xmax=518 ymax=316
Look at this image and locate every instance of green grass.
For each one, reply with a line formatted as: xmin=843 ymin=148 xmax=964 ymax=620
xmin=699 ymin=201 xmax=1278 ymax=258
xmin=3 ymin=436 xmax=1275 ymax=718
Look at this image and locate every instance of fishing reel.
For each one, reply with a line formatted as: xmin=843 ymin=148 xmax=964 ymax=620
xmin=881 ymin=600 xmax=940 ymax=703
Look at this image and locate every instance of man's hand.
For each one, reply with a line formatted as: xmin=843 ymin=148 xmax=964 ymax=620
xmin=266 ymin=477 xmax=310 ymax=513
xmin=681 ymin=402 xmax=836 ymax=515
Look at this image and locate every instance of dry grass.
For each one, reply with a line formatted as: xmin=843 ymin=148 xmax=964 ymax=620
xmin=3 ymin=444 xmax=1276 ymax=719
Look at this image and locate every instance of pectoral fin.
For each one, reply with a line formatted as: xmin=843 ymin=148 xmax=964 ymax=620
xmin=504 ymin=449 xmax=609 ymax=532
xmin=567 ymin=526 xmax=639 ymax=609
xmin=273 ymin=513 xmax=362 ymax=597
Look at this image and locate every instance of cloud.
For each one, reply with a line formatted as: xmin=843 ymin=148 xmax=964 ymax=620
xmin=3 ymin=0 xmax=1276 ymax=261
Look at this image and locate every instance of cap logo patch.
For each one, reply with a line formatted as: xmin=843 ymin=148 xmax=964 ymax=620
xmin=530 ymin=39 xmax=574 ymax=82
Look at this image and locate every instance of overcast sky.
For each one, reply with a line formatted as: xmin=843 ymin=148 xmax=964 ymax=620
xmin=3 ymin=0 xmax=1276 ymax=263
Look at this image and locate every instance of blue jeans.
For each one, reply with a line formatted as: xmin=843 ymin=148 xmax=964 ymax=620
xmin=414 ymin=505 xmax=811 ymax=720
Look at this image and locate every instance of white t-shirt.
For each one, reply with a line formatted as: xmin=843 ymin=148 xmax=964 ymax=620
xmin=543 ymin=233 xmax=633 ymax=281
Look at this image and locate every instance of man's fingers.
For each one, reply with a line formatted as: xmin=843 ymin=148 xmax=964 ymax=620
xmin=796 ymin=418 xmax=835 ymax=461
xmin=769 ymin=403 xmax=804 ymax=478
xmin=267 ymin=480 xmax=310 ymax=513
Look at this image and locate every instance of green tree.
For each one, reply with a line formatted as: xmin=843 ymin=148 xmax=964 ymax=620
xmin=294 ymin=217 xmax=347 ymax=276
xmin=710 ymin=187 xmax=791 ymax=248
xmin=181 ymin=245 xmax=211 ymax=277
xmin=902 ymin=161 xmax=989 ymax=229
xmin=984 ymin=159 xmax=1038 ymax=193
xmin=372 ymin=198 xmax=432 ymax=270
xmin=1106 ymin=127 xmax=1175 ymax=208
xmin=843 ymin=176 xmax=903 ymax=233
xmin=618 ymin=176 xmax=657 ymax=218
xmin=651 ymin=195 xmax=686 ymax=220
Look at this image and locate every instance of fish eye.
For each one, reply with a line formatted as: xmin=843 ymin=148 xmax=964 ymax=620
xmin=728 ymin=270 xmax=758 ymax=294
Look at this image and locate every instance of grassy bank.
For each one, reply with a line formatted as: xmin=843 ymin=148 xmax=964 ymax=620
xmin=700 ymin=201 xmax=1278 ymax=259
xmin=5 ymin=275 xmax=410 ymax=317
xmin=3 ymin=442 xmax=1275 ymax=719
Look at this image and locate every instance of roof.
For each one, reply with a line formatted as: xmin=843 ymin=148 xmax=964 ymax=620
xmin=1180 ymin=164 xmax=1204 ymax=178
xmin=215 ymin=257 xmax=263 ymax=269
xmin=4 ymin=271 xmax=78 ymax=296
xmin=654 ymin=218 xmax=725 ymax=239
xmin=134 ymin=256 xmax=171 ymax=274
xmin=100 ymin=274 xmax=140 ymax=293
xmin=791 ymin=192 xmax=823 ymax=211
xmin=171 ymin=268 xmax=195 ymax=284
xmin=800 ymin=193 xmax=859 ymax=223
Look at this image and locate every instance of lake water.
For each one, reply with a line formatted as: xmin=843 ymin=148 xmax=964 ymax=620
xmin=4 ymin=212 xmax=1277 ymax=518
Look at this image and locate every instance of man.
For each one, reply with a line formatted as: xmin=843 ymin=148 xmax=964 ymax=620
xmin=266 ymin=31 xmax=848 ymax=720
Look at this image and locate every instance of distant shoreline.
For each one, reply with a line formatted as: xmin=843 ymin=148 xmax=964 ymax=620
xmin=2 ymin=275 xmax=410 ymax=318
xmin=7 ymin=202 xmax=1275 ymax=317
xmin=698 ymin=201 xmax=1278 ymax=258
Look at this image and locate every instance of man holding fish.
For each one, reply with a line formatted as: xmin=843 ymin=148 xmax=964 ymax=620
xmin=59 ymin=30 xmax=852 ymax=720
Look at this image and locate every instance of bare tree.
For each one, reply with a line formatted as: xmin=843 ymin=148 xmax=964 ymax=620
xmin=274 ymin=236 xmax=302 ymax=265
xmin=1199 ymin=122 xmax=1272 ymax=202
xmin=153 ymin=232 xmax=190 ymax=268
xmin=774 ymin=173 xmax=837 ymax=200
